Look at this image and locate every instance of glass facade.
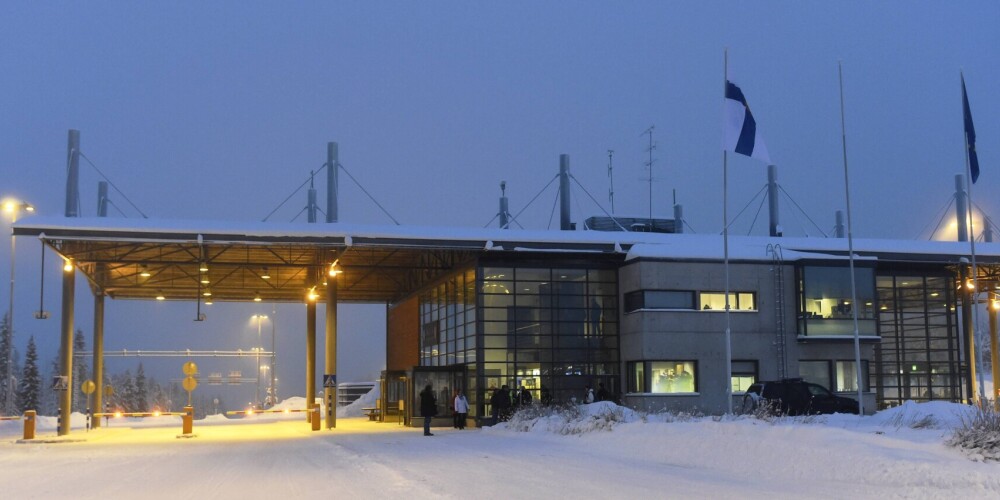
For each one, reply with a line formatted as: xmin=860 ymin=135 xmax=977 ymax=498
xmin=874 ymin=272 xmax=960 ymax=407
xmin=797 ymin=265 xmax=877 ymax=336
xmin=479 ymin=265 xmax=619 ymax=409
xmin=418 ymin=269 xmax=478 ymax=417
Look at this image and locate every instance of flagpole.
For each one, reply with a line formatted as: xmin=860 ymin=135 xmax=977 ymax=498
xmin=962 ymin=71 xmax=986 ymax=404
xmin=838 ymin=61 xmax=865 ymax=415
xmin=723 ymin=48 xmax=733 ymax=414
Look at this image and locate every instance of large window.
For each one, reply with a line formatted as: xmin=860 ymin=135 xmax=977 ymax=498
xmin=875 ymin=272 xmax=960 ymax=407
xmin=699 ymin=292 xmax=756 ymax=311
xmin=800 ymin=360 xmax=832 ymax=390
xmin=731 ymin=360 xmax=758 ymax=393
xmin=835 ymin=360 xmax=870 ymax=392
xmin=479 ymin=265 xmax=619 ymax=408
xmin=628 ymin=361 xmax=697 ymax=394
xmin=797 ymin=265 xmax=877 ymax=336
xmin=800 ymin=359 xmax=870 ymax=392
xmin=625 ymin=290 xmax=694 ymax=311
xmin=419 ymin=269 xmax=477 ymax=367
xmin=625 ymin=290 xmax=756 ymax=313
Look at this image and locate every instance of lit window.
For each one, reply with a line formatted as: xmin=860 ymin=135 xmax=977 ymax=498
xmin=649 ymin=361 xmax=696 ymax=393
xmin=731 ymin=360 xmax=757 ymax=393
xmin=835 ymin=360 xmax=870 ymax=392
xmin=698 ymin=292 xmax=757 ymax=311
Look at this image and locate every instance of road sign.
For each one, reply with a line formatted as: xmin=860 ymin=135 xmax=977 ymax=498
xmin=51 ymin=376 xmax=68 ymax=391
xmin=183 ymin=375 xmax=198 ymax=392
xmin=105 ymin=385 xmax=114 ymax=397
xmin=182 ymin=361 xmax=198 ymax=376
xmin=323 ymin=374 xmax=337 ymax=388
xmin=81 ymin=380 xmax=96 ymax=395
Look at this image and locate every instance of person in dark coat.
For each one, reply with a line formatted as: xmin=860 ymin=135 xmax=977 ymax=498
xmin=540 ymin=385 xmax=552 ymax=406
xmin=419 ymin=384 xmax=437 ymax=436
xmin=596 ymin=383 xmax=611 ymax=403
xmin=519 ymin=386 xmax=532 ymax=407
xmin=491 ymin=384 xmax=512 ymax=423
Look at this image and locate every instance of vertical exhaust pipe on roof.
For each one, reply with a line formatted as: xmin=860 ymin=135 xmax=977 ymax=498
xmin=673 ymin=203 xmax=684 ymax=234
xmin=956 ymin=173 xmax=969 ymax=242
xmin=97 ymin=181 xmax=108 ymax=217
xmin=985 ymin=218 xmax=993 ymax=243
xmin=835 ymin=210 xmax=845 ymax=238
xmin=499 ymin=181 xmax=509 ymax=229
xmin=559 ymin=154 xmax=571 ymax=230
xmin=327 ymin=142 xmax=339 ymax=223
xmin=767 ymin=165 xmax=782 ymax=237
xmin=65 ymin=129 xmax=80 ymax=217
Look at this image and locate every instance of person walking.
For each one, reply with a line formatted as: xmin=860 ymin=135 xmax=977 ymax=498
xmin=420 ymin=384 xmax=437 ymax=436
xmin=584 ymin=385 xmax=595 ymax=404
xmin=453 ymin=390 xmax=469 ymax=430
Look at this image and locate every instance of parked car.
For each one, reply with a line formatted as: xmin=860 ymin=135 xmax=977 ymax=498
xmin=742 ymin=379 xmax=859 ymax=415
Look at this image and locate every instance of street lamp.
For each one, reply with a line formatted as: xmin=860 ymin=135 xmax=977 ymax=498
xmin=251 ymin=314 xmax=269 ymax=409
xmin=2 ymin=199 xmax=33 ymax=413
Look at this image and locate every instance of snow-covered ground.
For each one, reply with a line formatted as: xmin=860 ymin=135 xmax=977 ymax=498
xmin=2 ymin=396 xmax=999 ymax=499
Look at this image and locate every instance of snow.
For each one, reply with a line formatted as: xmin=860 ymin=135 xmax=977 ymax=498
xmin=2 ymin=395 xmax=999 ymax=499
xmin=19 ymin=215 xmax=1000 ymax=262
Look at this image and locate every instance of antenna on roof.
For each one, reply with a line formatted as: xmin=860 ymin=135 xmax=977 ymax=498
xmin=607 ymin=150 xmax=615 ymax=214
xmin=642 ymin=125 xmax=656 ymax=221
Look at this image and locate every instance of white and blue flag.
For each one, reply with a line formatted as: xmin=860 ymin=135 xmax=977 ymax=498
xmin=724 ymin=80 xmax=770 ymax=164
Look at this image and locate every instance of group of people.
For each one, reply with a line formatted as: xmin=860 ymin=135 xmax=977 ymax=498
xmin=418 ymin=385 xmax=470 ymax=436
xmin=488 ymin=384 xmax=538 ymax=423
xmin=582 ymin=383 xmax=612 ymax=404
xmin=420 ymin=381 xmax=616 ymax=433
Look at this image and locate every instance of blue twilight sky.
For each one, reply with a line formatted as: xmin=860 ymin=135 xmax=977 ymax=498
xmin=0 ymin=2 xmax=997 ymax=404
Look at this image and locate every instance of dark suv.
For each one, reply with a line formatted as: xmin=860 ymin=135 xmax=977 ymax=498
xmin=742 ymin=379 xmax=859 ymax=416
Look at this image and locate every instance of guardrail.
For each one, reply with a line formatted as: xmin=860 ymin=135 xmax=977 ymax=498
xmin=225 ymin=408 xmax=311 ymax=416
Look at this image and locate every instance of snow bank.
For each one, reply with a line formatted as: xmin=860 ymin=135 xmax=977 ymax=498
xmin=336 ymin=384 xmax=380 ymax=418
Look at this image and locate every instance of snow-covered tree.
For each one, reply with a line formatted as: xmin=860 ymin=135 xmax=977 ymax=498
xmin=16 ymin=337 xmax=40 ymax=413
xmin=40 ymin=354 xmax=60 ymax=415
xmin=72 ymin=330 xmax=89 ymax=413
xmin=0 ymin=312 xmax=14 ymax=415
xmin=134 ymin=363 xmax=149 ymax=412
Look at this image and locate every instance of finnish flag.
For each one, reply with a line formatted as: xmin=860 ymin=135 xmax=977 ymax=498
xmin=724 ymin=80 xmax=771 ymax=164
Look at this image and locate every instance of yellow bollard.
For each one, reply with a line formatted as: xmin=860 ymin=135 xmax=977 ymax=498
xmin=23 ymin=410 xmax=36 ymax=440
xmin=311 ymin=405 xmax=320 ymax=431
xmin=182 ymin=406 xmax=194 ymax=435
xmin=306 ymin=403 xmax=312 ymax=424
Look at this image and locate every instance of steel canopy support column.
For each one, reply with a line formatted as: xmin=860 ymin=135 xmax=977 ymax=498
xmin=306 ymin=301 xmax=316 ymax=421
xmin=990 ymin=298 xmax=999 ymax=407
xmin=58 ymin=266 xmax=75 ymax=436
xmin=324 ymin=278 xmax=338 ymax=429
xmin=91 ymin=291 xmax=104 ymax=428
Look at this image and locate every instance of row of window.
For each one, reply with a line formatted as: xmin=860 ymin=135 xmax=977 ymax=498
xmin=624 ymin=290 xmax=757 ymax=313
xmin=626 ymin=359 xmax=870 ymax=395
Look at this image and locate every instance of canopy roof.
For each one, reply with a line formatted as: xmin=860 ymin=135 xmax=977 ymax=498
xmin=15 ymin=216 xmax=1000 ymax=303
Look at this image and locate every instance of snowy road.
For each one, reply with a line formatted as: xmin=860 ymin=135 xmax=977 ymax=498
xmin=2 ymin=408 xmax=999 ymax=499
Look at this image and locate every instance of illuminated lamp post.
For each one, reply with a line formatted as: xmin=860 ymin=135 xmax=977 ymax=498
xmin=2 ymin=199 xmax=33 ymax=413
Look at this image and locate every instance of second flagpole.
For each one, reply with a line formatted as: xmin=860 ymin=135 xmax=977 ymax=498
xmin=723 ymin=48 xmax=733 ymax=414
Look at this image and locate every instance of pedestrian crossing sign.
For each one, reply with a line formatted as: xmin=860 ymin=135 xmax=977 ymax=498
xmin=324 ymin=374 xmax=336 ymax=388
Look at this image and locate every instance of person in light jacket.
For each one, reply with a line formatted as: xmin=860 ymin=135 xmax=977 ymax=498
xmin=420 ymin=384 xmax=437 ymax=436
xmin=453 ymin=390 xmax=469 ymax=430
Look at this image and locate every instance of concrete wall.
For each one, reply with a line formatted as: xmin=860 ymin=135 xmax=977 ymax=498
xmin=618 ymin=258 xmax=876 ymax=414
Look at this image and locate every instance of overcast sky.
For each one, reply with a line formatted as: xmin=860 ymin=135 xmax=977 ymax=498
xmin=1 ymin=2 xmax=997 ymax=405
